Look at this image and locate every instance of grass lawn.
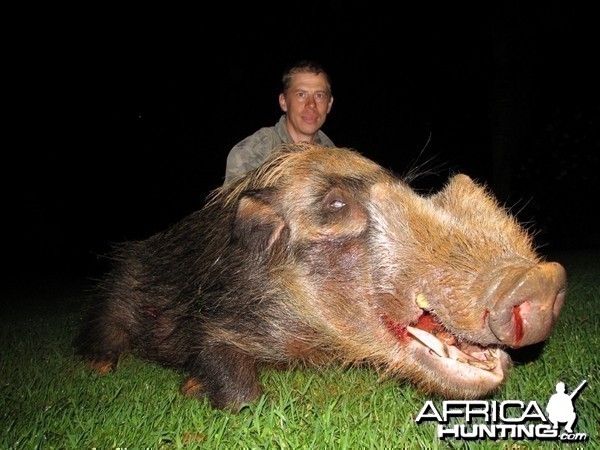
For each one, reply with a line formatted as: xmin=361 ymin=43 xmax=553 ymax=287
xmin=1 ymin=249 xmax=598 ymax=449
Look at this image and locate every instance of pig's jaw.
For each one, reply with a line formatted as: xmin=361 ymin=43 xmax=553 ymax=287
xmin=385 ymin=313 xmax=508 ymax=397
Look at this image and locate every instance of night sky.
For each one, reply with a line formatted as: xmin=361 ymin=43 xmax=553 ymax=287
xmin=6 ymin=2 xmax=599 ymax=285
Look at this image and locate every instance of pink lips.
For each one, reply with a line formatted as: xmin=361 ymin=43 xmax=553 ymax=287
xmin=302 ymin=114 xmax=319 ymax=125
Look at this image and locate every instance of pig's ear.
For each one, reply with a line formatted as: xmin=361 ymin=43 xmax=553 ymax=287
xmin=233 ymin=190 xmax=288 ymax=253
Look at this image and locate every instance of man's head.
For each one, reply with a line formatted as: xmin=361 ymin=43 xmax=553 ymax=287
xmin=281 ymin=60 xmax=332 ymax=95
xmin=278 ymin=60 xmax=334 ymax=143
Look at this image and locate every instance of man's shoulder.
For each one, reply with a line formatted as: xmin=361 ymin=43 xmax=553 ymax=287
xmin=316 ymin=130 xmax=335 ymax=147
xmin=231 ymin=125 xmax=278 ymax=151
xmin=225 ymin=124 xmax=282 ymax=183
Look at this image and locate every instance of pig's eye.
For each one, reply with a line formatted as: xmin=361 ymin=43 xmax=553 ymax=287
xmin=321 ymin=188 xmax=349 ymax=213
xmin=329 ymin=199 xmax=346 ymax=209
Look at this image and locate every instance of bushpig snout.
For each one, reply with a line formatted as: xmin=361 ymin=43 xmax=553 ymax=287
xmin=488 ymin=262 xmax=567 ymax=348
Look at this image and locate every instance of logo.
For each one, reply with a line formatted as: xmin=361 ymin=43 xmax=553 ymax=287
xmin=415 ymin=380 xmax=588 ymax=442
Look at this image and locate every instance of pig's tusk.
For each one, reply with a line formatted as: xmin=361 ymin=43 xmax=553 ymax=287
xmin=407 ymin=325 xmax=449 ymax=358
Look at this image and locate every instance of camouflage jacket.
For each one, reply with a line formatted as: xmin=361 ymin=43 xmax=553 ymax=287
xmin=224 ymin=115 xmax=335 ymax=184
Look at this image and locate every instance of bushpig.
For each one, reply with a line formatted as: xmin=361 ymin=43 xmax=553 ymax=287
xmin=75 ymin=143 xmax=567 ymax=411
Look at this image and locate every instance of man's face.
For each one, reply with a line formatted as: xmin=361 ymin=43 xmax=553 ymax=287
xmin=279 ymin=72 xmax=333 ymax=143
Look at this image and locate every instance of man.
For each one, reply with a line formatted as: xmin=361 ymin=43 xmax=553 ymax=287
xmin=224 ymin=60 xmax=335 ymax=184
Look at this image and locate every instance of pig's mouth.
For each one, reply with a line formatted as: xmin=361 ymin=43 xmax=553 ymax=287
xmin=387 ymin=312 xmax=506 ymax=393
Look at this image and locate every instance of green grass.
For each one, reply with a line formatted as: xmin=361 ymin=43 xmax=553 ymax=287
xmin=2 ymin=249 xmax=599 ymax=449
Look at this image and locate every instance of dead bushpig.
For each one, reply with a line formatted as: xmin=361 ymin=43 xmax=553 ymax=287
xmin=75 ymin=143 xmax=566 ymax=411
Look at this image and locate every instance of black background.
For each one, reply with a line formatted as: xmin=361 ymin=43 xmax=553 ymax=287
xmin=5 ymin=2 xmax=599 ymax=285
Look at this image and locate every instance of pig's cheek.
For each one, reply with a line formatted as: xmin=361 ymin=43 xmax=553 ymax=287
xmin=375 ymin=293 xmax=423 ymax=327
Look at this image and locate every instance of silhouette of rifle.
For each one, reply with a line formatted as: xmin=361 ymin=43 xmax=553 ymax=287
xmin=569 ymin=380 xmax=587 ymax=399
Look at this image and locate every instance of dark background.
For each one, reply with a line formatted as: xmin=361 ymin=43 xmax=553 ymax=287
xmin=5 ymin=2 xmax=599 ymax=285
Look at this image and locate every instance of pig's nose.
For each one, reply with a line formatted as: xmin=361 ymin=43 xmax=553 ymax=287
xmin=488 ymin=262 xmax=567 ymax=348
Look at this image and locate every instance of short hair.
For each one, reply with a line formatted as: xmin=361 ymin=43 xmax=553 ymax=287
xmin=281 ymin=60 xmax=332 ymax=95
